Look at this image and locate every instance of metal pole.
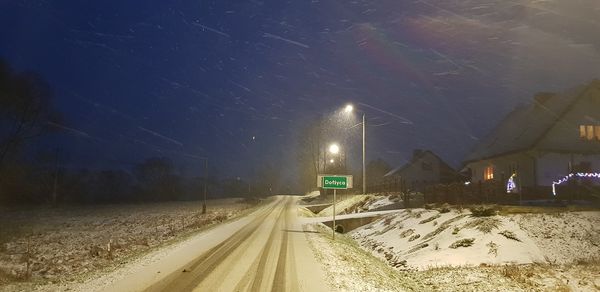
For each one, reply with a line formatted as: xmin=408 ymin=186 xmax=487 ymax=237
xmin=202 ymin=159 xmax=208 ymax=214
xmin=362 ymin=114 xmax=366 ymax=195
xmin=333 ymin=188 xmax=336 ymax=240
xmin=52 ymin=148 xmax=60 ymax=206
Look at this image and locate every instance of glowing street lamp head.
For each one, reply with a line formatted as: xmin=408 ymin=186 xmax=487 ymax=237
xmin=329 ymin=159 xmax=334 ymax=163
xmin=328 ymin=144 xmax=340 ymax=154
xmin=344 ymin=104 xmax=354 ymax=113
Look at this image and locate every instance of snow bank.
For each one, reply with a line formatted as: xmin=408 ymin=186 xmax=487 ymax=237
xmin=350 ymin=209 xmax=600 ymax=270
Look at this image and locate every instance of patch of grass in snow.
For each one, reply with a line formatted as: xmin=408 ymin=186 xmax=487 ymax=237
xmin=421 ymin=214 xmax=468 ymax=241
xmin=501 ymin=265 xmax=536 ymax=286
xmin=498 ymin=230 xmax=521 ymax=242
xmin=452 ymin=227 xmax=460 ymax=235
xmin=449 ymin=238 xmax=475 ymax=249
xmin=487 ymin=241 xmax=498 ymax=257
xmin=400 ymin=229 xmax=415 ymax=238
xmin=419 ymin=214 xmax=441 ymax=224
xmin=463 ymin=217 xmax=502 ymax=234
xmin=406 ymin=242 xmax=429 ymax=254
xmin=408 ymin=234 xmax=421 ymax=242
xmin=469 ymin=205 xmax=498 ymax=217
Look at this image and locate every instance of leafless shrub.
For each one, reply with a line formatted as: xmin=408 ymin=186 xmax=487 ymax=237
xmin=449 ymin=238 xmax=475 ymax=249
xmin=499 ymin=230 xmax=521 ymax=242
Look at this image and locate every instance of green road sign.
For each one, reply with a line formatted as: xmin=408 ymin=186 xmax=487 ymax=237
xmin=322 ymin=176 xmax=348 ymax=189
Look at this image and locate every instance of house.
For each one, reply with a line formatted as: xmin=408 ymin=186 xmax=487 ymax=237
xmin=384 ymin=149 xmax=461 ymax=191
xmin=463 ymin=80 xmax=600 ymax=196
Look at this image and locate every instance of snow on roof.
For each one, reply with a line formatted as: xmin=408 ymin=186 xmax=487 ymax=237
xmin=464 ymin=80 xmax=600 ymax=163
xmin=385 ymin=150 xmax=456 ymax=177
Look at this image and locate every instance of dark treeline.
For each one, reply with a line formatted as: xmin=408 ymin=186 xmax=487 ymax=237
xmin=1 ymin=154 xmax=270 ymax=205
xmin=0 ymin=59 xmax=273 ymax=206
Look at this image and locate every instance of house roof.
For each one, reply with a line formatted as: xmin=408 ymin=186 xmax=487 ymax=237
xmin=384 ymin=150 xmax=455 ymax=177
xmin=464 ymin=79 xmax=600 ymax=163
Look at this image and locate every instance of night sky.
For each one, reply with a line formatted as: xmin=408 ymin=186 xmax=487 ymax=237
xmin=1 ymin=1 xmax=600 ymax=189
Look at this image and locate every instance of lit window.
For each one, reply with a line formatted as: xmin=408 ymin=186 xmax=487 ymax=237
xmin=484 ymin=166 xmax=494 ymax=180
xmin=580 ymin=125 xmax=586 ymax=139
xmin=579 ymin=125 xmax=600 ymax=141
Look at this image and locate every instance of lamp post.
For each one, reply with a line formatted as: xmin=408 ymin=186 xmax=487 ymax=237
xmin=343 ymin=104 xmax=366 ymax=195
xmin=328 ymin=143 xmax=341 ymax=237
xmin=201 ymin=158 xmax=208 ymax=214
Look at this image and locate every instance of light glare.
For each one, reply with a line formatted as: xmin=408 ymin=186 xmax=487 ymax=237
xmin=344 ymin=104 xmax=354 ymax=113
xmin=329 ymin=144 xmax=340 ymax=154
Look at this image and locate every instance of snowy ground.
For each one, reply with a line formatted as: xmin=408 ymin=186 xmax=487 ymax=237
xmin=341 ymin=204 xmax=600 ymax=291
xmin=306 ymin=208 xmax=600 ymax=291
xmin=0 ymin=199 xmax=255 ymax=291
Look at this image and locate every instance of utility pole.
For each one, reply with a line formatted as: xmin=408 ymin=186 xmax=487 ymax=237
xmin=362 ymin=113 xmax=366 ymax=195
xmin=202 ymin=158 xmax=208 ymax=214
xmin=52 ymin=148 xmax=60 ymax=206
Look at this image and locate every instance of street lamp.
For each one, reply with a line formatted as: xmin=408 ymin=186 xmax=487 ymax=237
xmin=344 ymin=104 xmax=354 ymax=113
xmin=329 ymin=143 xmax=340 ymax=155
xmin=343 ymin=104 xmax=366 ymax=195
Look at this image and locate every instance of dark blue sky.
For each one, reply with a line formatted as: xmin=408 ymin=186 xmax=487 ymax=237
xmin=1 ymin=0 xmax=600 ymax=187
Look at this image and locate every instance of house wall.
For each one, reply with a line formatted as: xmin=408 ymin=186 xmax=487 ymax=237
xmin=535 ymin=152 xmax=600 ymax=186
xmin=396 ymin=152 xmax=442 ymax=190
xmin=466 ymin=152 xmax=536 ymax=188
xmin=466 ymin=151 xmax=600 ymax=188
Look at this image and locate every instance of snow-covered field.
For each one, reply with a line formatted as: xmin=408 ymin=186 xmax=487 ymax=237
xmin=0 ymin=199 xmax=254 ymax=290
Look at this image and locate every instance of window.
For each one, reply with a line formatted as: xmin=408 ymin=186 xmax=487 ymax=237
xmin=484 ymin=166 xmax=494 ymax=180
xmin=580 ymin=125 xmax=600 ymax=141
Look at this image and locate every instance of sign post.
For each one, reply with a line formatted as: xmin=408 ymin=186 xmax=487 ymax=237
xmin=319 ymin=175 xmax=353 ymax=240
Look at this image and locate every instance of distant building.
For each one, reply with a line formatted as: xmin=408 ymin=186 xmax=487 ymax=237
xmin=384 ymin=149 xmax=461 ymax=191
xmin=463 ymin=80 xmax=600 ymax=195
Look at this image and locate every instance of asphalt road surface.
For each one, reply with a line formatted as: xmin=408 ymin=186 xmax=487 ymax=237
xmin=141 ymin=196 xmax=327 ymax=292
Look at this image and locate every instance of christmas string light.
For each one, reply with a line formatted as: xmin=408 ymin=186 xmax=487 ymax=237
xmin=551 ymin=172 xmax=600 ymax=196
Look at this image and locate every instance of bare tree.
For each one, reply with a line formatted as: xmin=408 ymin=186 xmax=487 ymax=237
xmin=296 ymin=118 xmax=324 ymax=191
xmin=0 ymin=59 xmax=61 ymax=170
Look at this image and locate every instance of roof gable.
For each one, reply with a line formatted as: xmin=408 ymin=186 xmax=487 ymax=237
xmin=464 ymin=80 xmax=600 ymax=163
xmin=385 ymin=150 xmax=455 ymax=177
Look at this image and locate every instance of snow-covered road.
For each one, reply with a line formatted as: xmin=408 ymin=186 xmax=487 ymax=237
xmin=87 ymin=196 xmax=327 ymax=292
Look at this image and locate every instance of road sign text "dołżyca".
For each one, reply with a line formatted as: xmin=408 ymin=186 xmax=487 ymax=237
xmin=322 ymin=176 xmax=348 ymax=189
